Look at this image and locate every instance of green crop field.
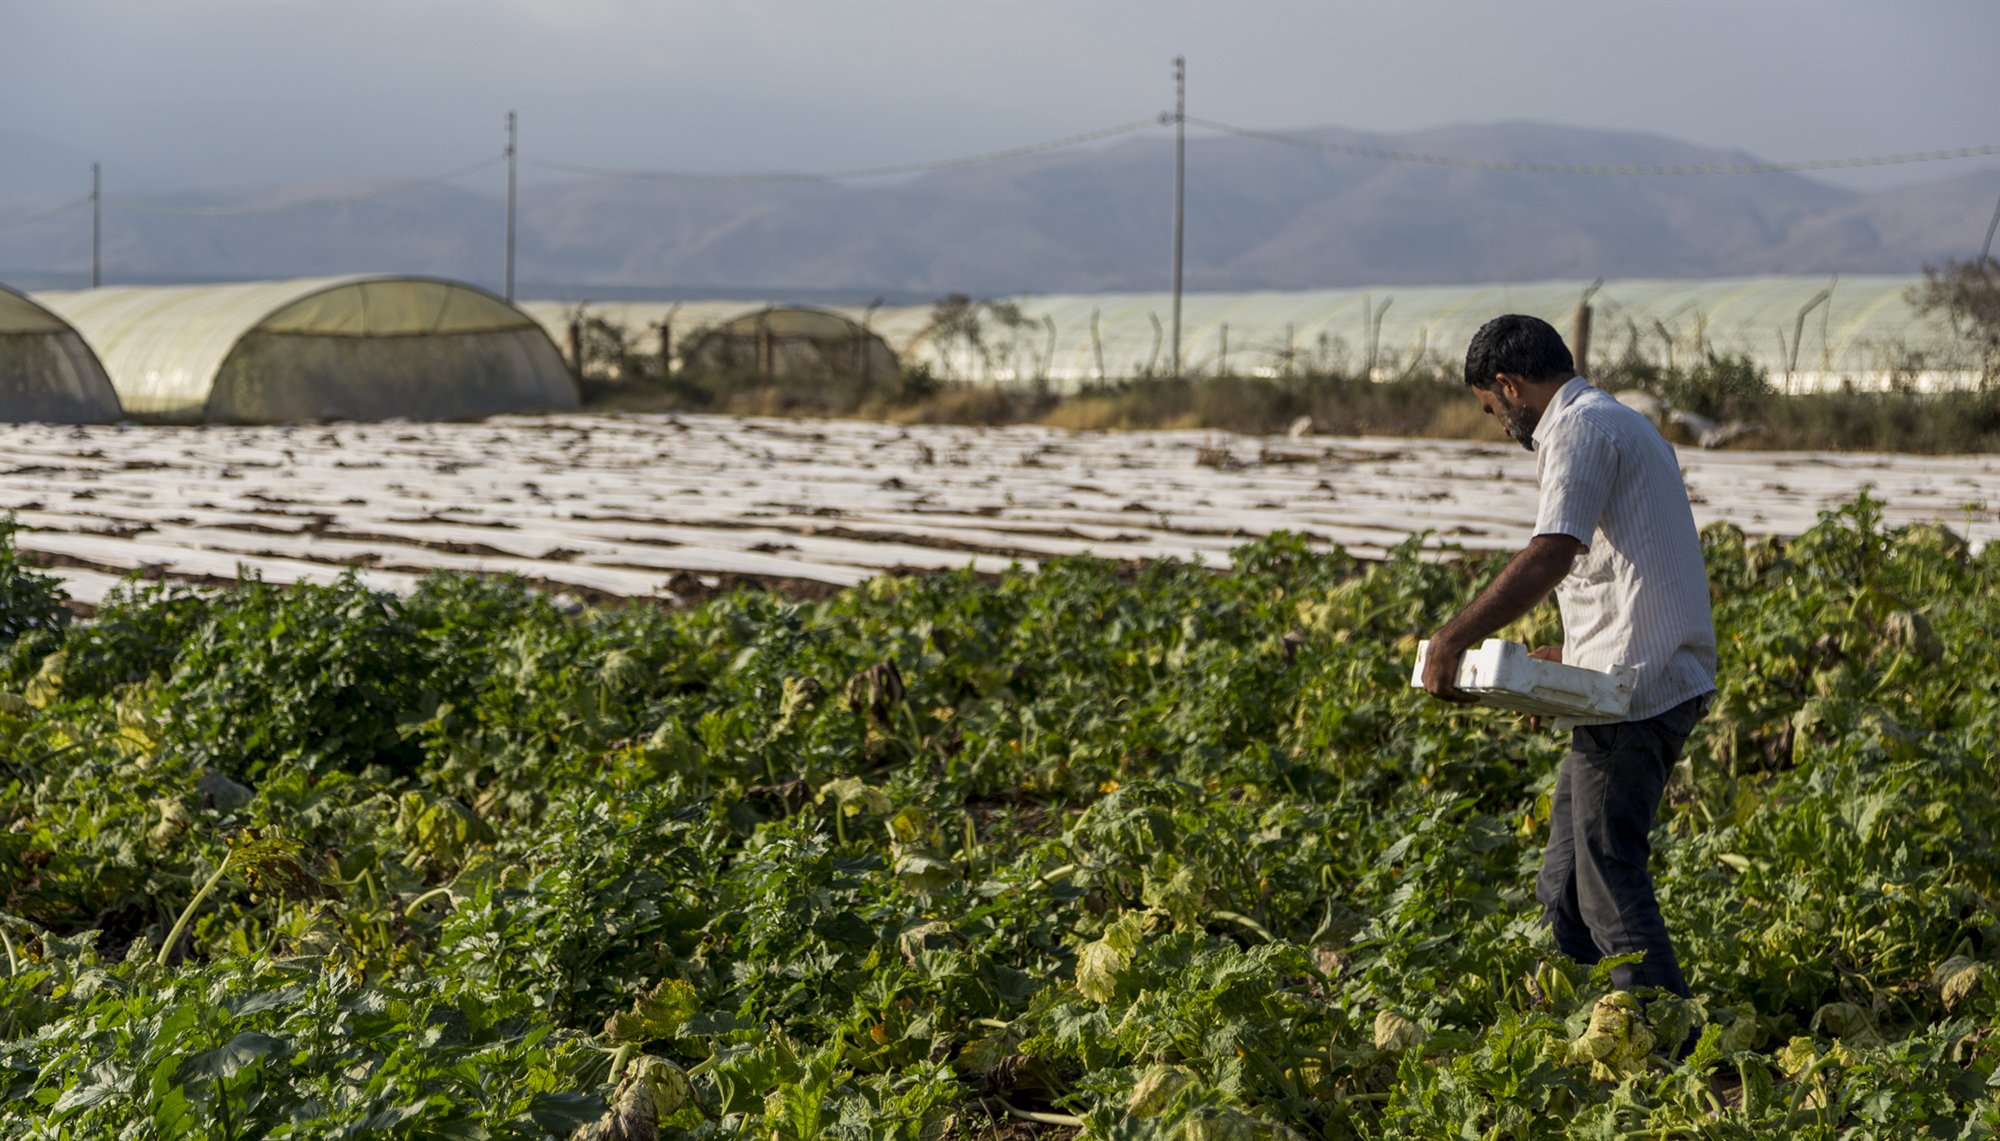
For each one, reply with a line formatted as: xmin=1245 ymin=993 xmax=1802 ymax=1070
xmin=0 ymin=498 xmax=1995 ymax=1139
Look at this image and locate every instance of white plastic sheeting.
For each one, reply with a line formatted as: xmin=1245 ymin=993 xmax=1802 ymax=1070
xmin=0 ymin=414 xmax=1993 ymax=607
xmin=872 ymin=275 xmax=1970 ymax=393
xmin=36 ymin=276 xmax=579 ymax=423
xmin=0 ymin=284 xmax=122 ymax=423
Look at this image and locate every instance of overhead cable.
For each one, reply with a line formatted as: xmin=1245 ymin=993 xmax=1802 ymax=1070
xmin=521 ymin=118 xmax=1164 ymax=183
xmin=1185 ymin=116 xmax=2000 ymax=175
xmin=0 ymin=197 xmax=92 ymax=232
xmin=107 ymin=156 xmax=506 ymax=216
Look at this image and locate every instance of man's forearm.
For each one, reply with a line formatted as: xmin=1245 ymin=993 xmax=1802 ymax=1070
xmin=1436 ymin=535 xmax=1580 ymax=647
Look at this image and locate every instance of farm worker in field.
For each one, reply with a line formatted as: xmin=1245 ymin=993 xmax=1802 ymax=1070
xmin=1419 ymin=313 xmax=1717 ymax=1003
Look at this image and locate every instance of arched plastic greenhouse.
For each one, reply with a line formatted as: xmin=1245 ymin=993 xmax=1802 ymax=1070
xmin=0 ymin=283 xmax=122 ymax=423
xmin=36 ymin=276 xmax=579 ymax=423
xmin=522 ymin=301 xmax=901 ymax=385
xmin=682 ymin=307 xmax=899 ymax=384
xmin=884 ymin=275 xmax=1975 ymax=393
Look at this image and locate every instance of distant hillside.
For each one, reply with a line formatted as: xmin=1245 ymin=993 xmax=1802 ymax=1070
xmin=2 ymin=121 xmax=1996 ymax=296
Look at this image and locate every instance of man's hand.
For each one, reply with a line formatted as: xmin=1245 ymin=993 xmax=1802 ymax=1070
xmin=1420 ymin=634 xmax=1478 ymax=704
xmin=1419 ymin=535 xmax=1582 ymax=709
xmin=1529 ymin=645 xmax=1563 ymax=663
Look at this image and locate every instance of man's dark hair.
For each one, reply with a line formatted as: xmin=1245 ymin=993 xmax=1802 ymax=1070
xmin=1464 ymin=314 xmax=1574 ymax=390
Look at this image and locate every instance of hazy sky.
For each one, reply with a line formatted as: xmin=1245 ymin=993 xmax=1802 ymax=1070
xmin=5 ymin=0 xmax=1998 ymax=194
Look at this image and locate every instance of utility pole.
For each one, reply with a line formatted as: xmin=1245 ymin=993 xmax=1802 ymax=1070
xmin=91 ymin=163 xmax=101 ymax=289
xmin=1169 ymin=56 xmax=1185 ymax=377
xmin=505 ymin=110 xmax=517 ymax=301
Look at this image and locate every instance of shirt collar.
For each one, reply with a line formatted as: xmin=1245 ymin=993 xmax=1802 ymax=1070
xmin=1531 ymin=376 xmax=1591 ymax=449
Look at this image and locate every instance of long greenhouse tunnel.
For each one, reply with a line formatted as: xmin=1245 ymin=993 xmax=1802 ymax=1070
xmin=858 ymin=274 xmax=1972 ymax=393
xmin=36 ymin=276 xmax=580 ymax=424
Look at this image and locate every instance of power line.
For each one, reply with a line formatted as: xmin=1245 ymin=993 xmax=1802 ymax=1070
xmin=105 ymin=156 xmax=506 ymax=216
xmin=1186 ymin=116 xmax=2000 ymax=175
xmin=520 ymin=118 xmax=1163 ymax=184
xmin=0 ymin=196 xmax=92 ymax=232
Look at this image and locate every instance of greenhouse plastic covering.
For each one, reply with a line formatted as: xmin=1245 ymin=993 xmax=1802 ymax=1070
xmin=532 ymin=298 xmax=900 ymax=364
xmin=522 ymin=301 xmax=899 ymax=383
xmin=874 ymin=275 xmax=1973 ymax=394
xmin=525 ymin=274 xmax=1973 ymax=395
xmin=37 ymin=276 xmax=579 ymax=423
xmin=0 ymin=283 xmax=123 ymax=423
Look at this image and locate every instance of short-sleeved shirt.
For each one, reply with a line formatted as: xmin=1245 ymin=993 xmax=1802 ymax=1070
xmin=1532 ymin=377 xmax=1717 ymax=724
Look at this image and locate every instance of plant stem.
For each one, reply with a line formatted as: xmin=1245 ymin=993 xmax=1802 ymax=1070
xmin=1212 ymin=909 xmax=1276 ymax=942
xmin=157 ymin=848 xmax=234 ymax=969
xmin=403 ymin=886 xmax=456 ymax=918
xmin=0 ymin=926 xmax=17 ymax=977
xmin=996 ymin=1097 xmax=1084 ymax=1128
xmin=1038 ymin=863 xmax=1078 ymax=884
xmin=1783 ymin=1050 xmax=1836 ymax=1123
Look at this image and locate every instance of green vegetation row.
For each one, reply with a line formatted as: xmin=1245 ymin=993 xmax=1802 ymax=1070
xmin=0 ymin=501 xmax=1996 ymax=1138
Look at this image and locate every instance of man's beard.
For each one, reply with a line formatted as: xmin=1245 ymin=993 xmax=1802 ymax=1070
xmin=1495 ymin=393 xmax=1540 ymax=451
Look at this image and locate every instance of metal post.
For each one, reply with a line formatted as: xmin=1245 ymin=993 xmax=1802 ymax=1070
xmin=505 ymin=110 xmax=517 ymax=301
xmin=1368 ymin=297 xmax=1391 ymax=381
xmin=91 ymin=163 xmax=101 ymax=288
xmin=1091 ymin=308 xmax=1105 ymax=383
xmin=1169 ymin=56 xmax=1185 ymax=378
xmin=1981 ymin=190 xmax=2000 ymax=267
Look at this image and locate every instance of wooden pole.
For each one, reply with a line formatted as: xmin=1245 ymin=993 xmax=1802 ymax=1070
xmin=1571 ymin=304 xmax=1593 ymax=378
xmin=505 ymin=111 xmax=517 ymax=301
xmin=91 ymin=163 xmax=101 ymax=289
xmin=1170 ymin=56 xmax=1185 ymax=377
xmin=1572 ymin=278 xmax=1603 ymax=378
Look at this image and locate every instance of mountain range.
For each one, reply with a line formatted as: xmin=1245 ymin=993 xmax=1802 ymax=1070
xmin=2 ymin=121 xmax=1996 ymax=299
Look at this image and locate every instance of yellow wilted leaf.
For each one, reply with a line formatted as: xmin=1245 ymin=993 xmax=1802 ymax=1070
xmin=1373 ymin=1009 xmax=1425 ymax=1052
xmin=1932 ymin=957 xmax=1985 ymax=1012
xmin=1127 ymin=1063 xmax=1197 ymax=1117
xmin=1566 ymin=991 xmax=1654 ymax=1079
xmin=604 ymin=978 xmax=700 ymax=1044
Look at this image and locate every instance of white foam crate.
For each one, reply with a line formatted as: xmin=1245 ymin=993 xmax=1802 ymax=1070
xmin=1410 ymin=638 xmax=1635 ymax=719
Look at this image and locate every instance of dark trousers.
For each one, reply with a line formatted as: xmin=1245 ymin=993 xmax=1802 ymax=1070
xmin=1535 ymin=694 xmax=1707 ymax=997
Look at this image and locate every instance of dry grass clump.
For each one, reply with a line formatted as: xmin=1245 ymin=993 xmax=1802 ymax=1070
xmin=580 ymin=362 xmax=2000 ymax=453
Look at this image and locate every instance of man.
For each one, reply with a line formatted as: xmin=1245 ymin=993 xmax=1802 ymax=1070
xmin=1420 ymin=313 xmax=1717 ymax=1000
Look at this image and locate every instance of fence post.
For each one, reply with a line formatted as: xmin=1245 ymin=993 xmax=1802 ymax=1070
xmin=1091 ymin=308 xmax=1105 ymax=384
xmin=1571 ymin=304 xmax=1593 ymax=377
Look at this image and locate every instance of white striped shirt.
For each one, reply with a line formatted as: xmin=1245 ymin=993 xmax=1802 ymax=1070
xmin=1532 ymin=378 xmax=1717 ymax=724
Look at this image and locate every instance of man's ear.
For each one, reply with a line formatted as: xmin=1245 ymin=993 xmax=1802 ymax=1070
xmin=1494 ymin=373 xmax=1522 ymax=401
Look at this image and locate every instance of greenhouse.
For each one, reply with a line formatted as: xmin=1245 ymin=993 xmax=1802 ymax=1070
xmin=0 ymin=283 xmax=122 ymax=423
xmin=523 ymin=301 xmax=901 ymax=385
xmin=36 ymin=276 xmax=579 ymax=424
xmin=878 ymin=275 xmax=1976 ymax=394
